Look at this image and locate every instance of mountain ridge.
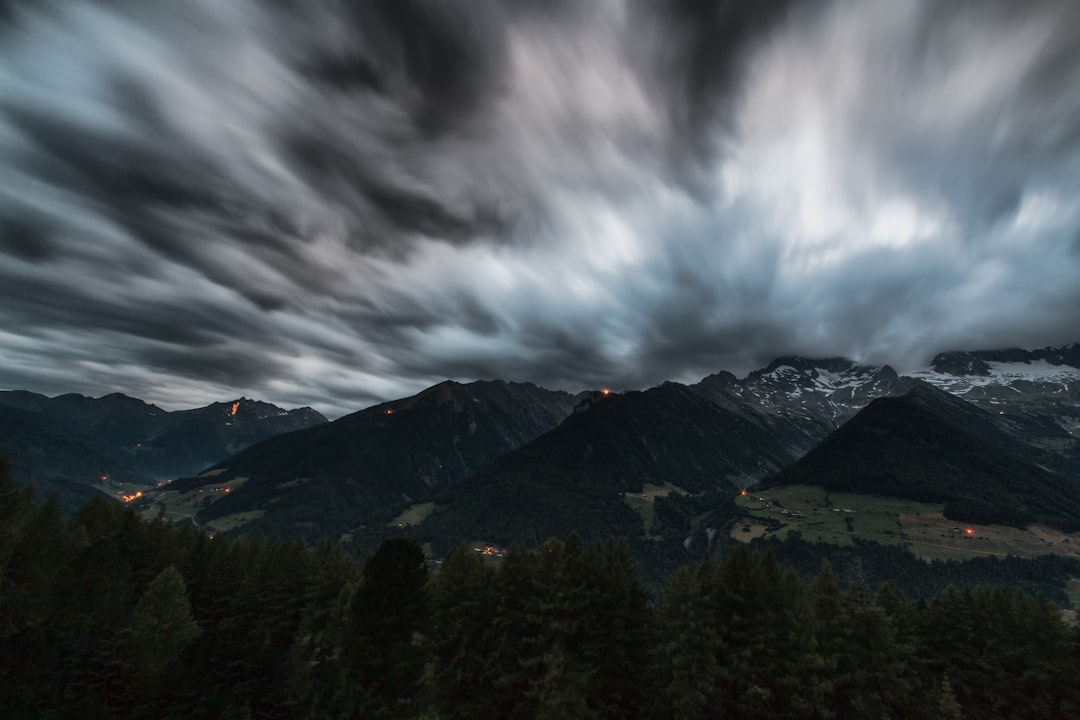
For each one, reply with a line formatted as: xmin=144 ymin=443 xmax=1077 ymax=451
xmin=179 ymin=379 xmax=579 ymax=538
xmin=0 ymin=390 xmax=327 ymax=504
xmin=765 ymin=381 xmax=1080 ymax=531
xmin=6 ymin=341 xmax=1078 ymax=539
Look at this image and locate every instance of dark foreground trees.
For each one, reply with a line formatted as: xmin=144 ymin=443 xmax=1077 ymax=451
xmin=1 ymin=460 xmax=1078 ymax=719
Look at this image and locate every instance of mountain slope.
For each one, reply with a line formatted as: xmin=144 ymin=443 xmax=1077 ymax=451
xmin=910 ymin=344 xmax=1080 ymax=476
xmin=0 ymin=405 xmax=137 ymax=513
xmin=417 ymin=382 xmax=805 ymax=546
xmin=691 ymin=359 xmax=910 ymax=459
xmin=178 ymin=380 xmax=578 ymax=537
xmin=766 ymin=382 xmax=1080 ymax=530
xmin=177 ymin=343 xmax=1080 ymax=545
xmin=128 ymin=398 xmax=327 ymax=478
xmin=693 ymin=345 xmax=1080 ymax=480
xmin=0 ymin=390 xmax=327 ymax=506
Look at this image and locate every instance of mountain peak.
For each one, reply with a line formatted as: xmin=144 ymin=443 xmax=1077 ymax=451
xmin=769 ymin=378 xmax=1080 ymax=531
xmin=929 ymin=351 xmax=992 ymax=376
xmin=762 ymin=356 xmax=850 ymax=374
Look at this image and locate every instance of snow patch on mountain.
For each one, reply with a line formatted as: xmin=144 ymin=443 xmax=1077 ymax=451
xmin=812 ymin=368 xmax=878 ymax=392
xmin=912 ymin=360 xmax=1080 ymax=394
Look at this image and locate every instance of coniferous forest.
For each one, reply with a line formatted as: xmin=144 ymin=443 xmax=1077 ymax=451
xmin=2 ymin=456 xmax=1079 ymax=720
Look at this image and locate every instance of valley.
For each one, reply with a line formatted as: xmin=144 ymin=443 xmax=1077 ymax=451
xmin=733 ymin=484 xmax=1080 ymax=562
xmin=136 ymin=473 xmax=249 ymax=531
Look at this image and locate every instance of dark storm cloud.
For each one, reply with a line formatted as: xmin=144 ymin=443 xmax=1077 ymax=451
xmin=631 ymin=0 xmax=804 ymax=165
xmin=0 ymin=272 xmax=230 ymax=348
xmin=1 ymin=0 xmax=1079 ymax=418
xmin=0 ymin=212 xmax=58 ymax=263
xmin=4 ymin=99 xmax=220 ymax=260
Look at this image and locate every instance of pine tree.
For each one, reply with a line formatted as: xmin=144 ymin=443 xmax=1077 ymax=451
xmin=0 ymin=454 xmax=35 ymax=584
xmin=936 ymin=673 xmax=963 ymax=720
xmin=128 ymin=564 xmax=201 ymax=684
xmin=487 ymin=543 xmax=546 ymax=718
xmin=808 ymin=559 xmax=847 ymax=718
xmin=576 ymin=539 xmax=651 ymax=718
xmin=653 ymin=554 xmax=723 ymax=720
xmin=428 ymin=544 xmax=498 ymax=719
xmin=347 ymin=537 xmax=429 ymax=716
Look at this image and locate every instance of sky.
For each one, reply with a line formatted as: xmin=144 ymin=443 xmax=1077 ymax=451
xmin=2 ymin=0 xmax=1080 ymax=419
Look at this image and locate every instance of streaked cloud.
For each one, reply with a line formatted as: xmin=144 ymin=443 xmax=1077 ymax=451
xmin=1 ymin=0 xmax=1078 ymax=418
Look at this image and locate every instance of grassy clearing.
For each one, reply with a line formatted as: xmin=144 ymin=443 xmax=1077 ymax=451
xmin=734 ymin=485 xmax=923 ymax=547
xmin=733 ymin=484 xmax=1080 ymax=562
xmin=205 ymin=510 xmax=264 ymax=533
xmin=730 ymin=522 xmax=769 ymax=541
xmin=141 ymin=476 xmax=250 ymax=526
xmin=388 ymin=501 xmax=437 ymax=527
xmin=623 ymin=483 xmax=688 ymax=532
xmin=900 ymin=514 xmax=1080 ymax=562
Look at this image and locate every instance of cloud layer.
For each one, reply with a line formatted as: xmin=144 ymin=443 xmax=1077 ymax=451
xmin=2 ymin=0 xmax=1079 ymax=417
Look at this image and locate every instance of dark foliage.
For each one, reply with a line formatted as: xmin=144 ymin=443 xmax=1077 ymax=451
xmin=2 ymin=453 xmax=1079 ymax=719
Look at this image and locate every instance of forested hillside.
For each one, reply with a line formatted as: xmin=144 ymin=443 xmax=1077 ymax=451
xmin=768 ymin=383 xmax=1080 ymax=530
xmin=2 ymin=456 xmax=1079 ymax=719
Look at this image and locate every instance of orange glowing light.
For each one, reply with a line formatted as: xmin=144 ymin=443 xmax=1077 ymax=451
xmin=966 ymin=528 xmax=974 ymax=535
xmin=231 ymin=402 xmax=240 ymax=416
xmin=225 ymin=488 xmax=231 ymax=493
xmin=740 ymin=489 xmax=747 ymax=496
xmin=602 ymin=389 xmax=611 ymax=396
xmin=386 ymin=408 xmax=394 ymax=415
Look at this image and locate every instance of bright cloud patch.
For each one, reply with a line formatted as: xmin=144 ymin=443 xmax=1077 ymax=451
xmin=1 ymin=0 xmax=1078 ymax=417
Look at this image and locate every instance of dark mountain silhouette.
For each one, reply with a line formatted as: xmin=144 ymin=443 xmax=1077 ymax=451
xmin=418 ymin=382 xmax=805 ymax=546
xmin=0 ymin=390 xmax=326 ymax=507
xmin=157 ymin=343 xmax=1080 ymax=545
xmin=6 ymin=342 xmax=1078 ymax=540
xmin=178 ymin=380 xmax=579 ymax=537
xmin=766 ymin=381 xmax=1080 ymax=530
xmin=0 ymin=404 xmax=138 ymax=512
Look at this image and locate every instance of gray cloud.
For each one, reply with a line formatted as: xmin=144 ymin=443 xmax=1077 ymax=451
xmin=1 ymin=0 xmax=1079 ymax=418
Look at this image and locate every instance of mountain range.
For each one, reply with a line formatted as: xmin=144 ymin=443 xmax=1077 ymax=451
xmin=119 ymin=343 xmax=1080 ymax=546
xmin=0 ymin=391 xmax=325 ymax=510
xmin=3 ymin=343 xmax=1078 ymax=542
xmin=182 ymin=380 xmax=577 ymax=537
